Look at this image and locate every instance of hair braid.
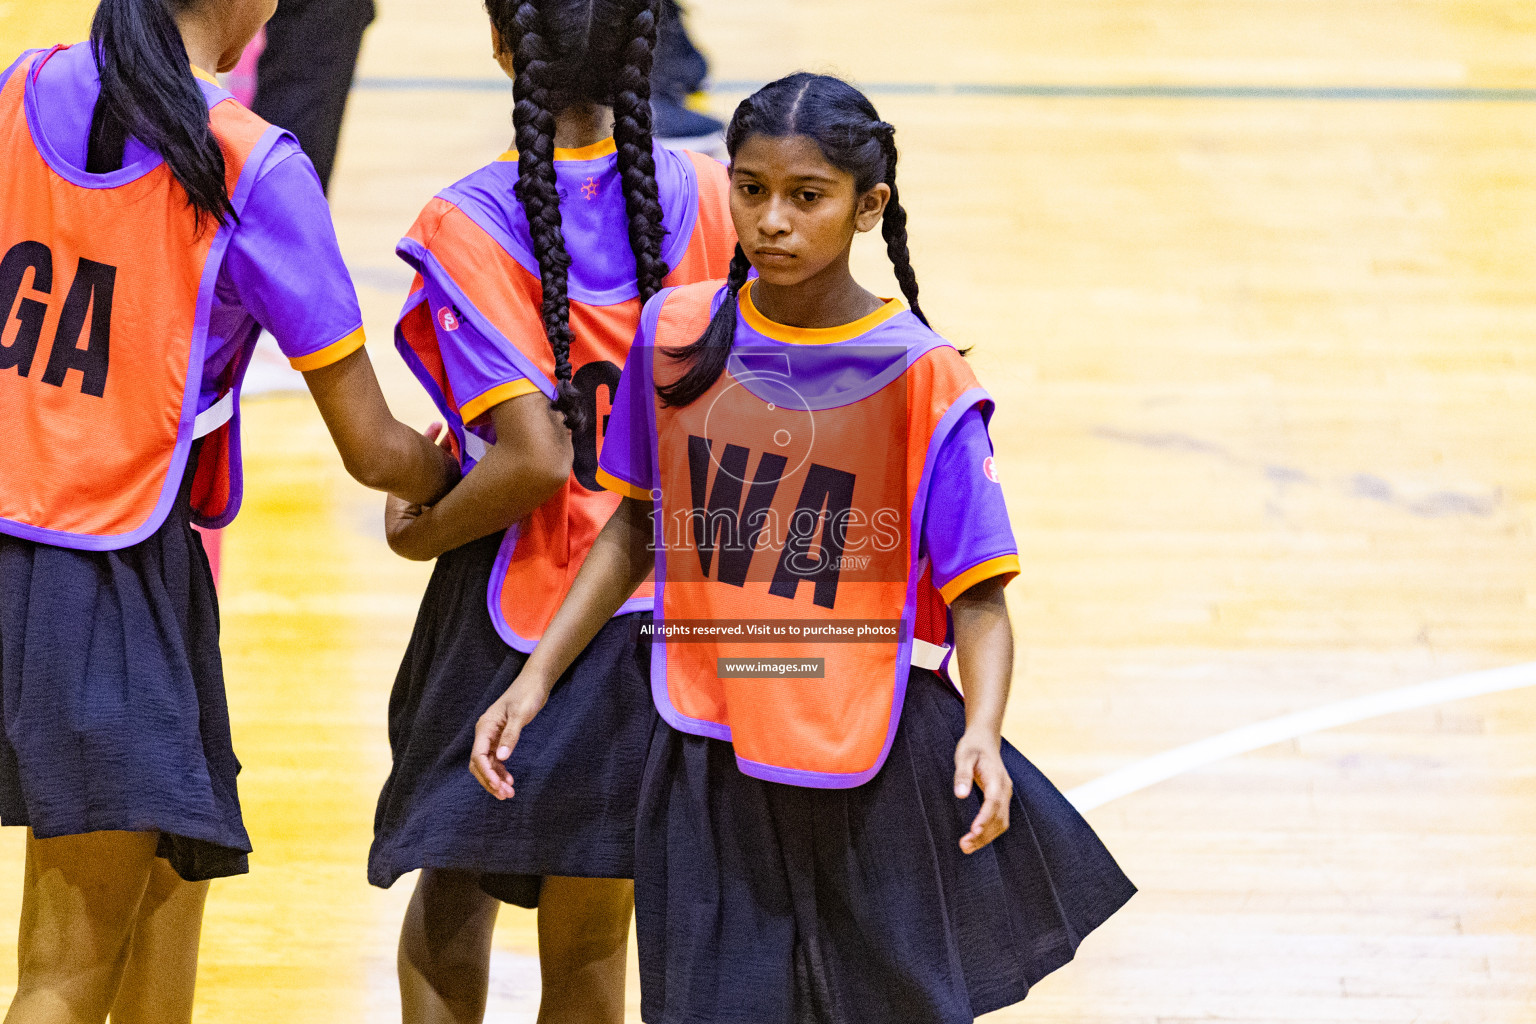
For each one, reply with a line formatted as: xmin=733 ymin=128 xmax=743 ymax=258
xmin=874 ymin=124 xmax=928 ymax=328
xmin=655 ymin=244 xmax=750 ymax=406
xmin=611 ymin=0 xmax=670 ymax=305
xmin=510 ymin=0 xmax=586 ymax=432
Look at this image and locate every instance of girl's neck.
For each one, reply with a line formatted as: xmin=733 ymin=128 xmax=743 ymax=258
xmin=552 ymin=104 xmax=615 ymax=150
xmin=750 ymin=261 xmax=884 ymax=331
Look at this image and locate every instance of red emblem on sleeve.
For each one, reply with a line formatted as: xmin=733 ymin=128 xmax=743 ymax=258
xmin=982 ymin=456 xmax=999 ymax=483
xmin=438 ymin=307 xmax=460 ymax=332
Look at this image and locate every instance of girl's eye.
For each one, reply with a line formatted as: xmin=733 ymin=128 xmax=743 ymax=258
xmin=798 ymin=191 xmax=820 ymax=203
xmin=739 ymin=182 xmax=763 ymax=196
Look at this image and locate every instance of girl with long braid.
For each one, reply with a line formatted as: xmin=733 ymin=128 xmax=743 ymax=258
xmin=473 ymin=73 xmax=1135 ymax=1024
xmin=368 ymin=1 xmax=733 ymax=1019
xmin=0 ymin=1 xmax=459 ymax=1020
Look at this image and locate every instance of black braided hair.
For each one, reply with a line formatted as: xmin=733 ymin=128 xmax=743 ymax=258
xmin=89 ymin=0 xmax=237 ymax=230
xmin=653 ymin=243 xmax=750 ymax=406
xmin=611 ymin=1 xmax=670 ymax=306
xmin=873 ymin=124 xmax=928 ymax=327
xmin=484 ymin=0 xmax=668 ymax=433
xmin=657 ymin=72 xmax=927 ymax=408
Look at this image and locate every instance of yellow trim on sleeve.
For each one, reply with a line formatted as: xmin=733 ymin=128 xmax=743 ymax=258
xmin=496 ymin=138 xmax=618 ymax=163
xmin=191 ymin=65 xmax=220 ymax=86
xmin=288 ymin=326 xmax=367 ymax=372
xmin=596 ymin=467 xmax=653 ymax=501
xmin=459 ymin=378 xmax=543 ymax=424
xmin=938 ymin=554 xmax=1021 ymax=604
xmin=739 ymin=280 xmax=905 ymax=345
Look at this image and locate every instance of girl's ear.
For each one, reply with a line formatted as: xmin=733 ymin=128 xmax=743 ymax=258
xmin=491 ymin=24 xmax=517 ymax=79
xmin=855 ymin=182 xmax=892 ymax=234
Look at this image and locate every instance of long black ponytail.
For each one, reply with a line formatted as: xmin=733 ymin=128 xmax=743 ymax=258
xmin=485 ymin=0 xmax=668 ymax=434
xmin=656 ymin=72 xmax=928 ymax=408
xmin=89 ymin=0 xmax=235 ymax=228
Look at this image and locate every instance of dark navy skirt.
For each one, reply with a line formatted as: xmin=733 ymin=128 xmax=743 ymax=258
xmin=0 ymin=447 xmax=250 ymax=882
xmin=636 ymin=668 xmax=1135 ymax=1024
xmin=368 ymin=532 xmax=656 ymax=908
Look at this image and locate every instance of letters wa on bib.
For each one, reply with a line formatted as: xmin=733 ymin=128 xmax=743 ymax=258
xmin=597 ymin=279 xmax=1137 ymax=1024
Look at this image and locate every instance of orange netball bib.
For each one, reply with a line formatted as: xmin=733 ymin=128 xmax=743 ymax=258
xmin=645 ymin=282 xmax=990 ymax=788
xmin=0 ymin=49 xmax=279 ymax=550
xmin=394 ymin=146 xmax=733 ymax=650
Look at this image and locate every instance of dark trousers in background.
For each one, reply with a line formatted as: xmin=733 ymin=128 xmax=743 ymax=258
xmin=252 ymin=0 xmax=377 ymax=194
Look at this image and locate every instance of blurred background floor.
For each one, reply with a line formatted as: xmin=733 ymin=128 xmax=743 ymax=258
xmin=2 ymin=0 xmax=1535 ymax=1020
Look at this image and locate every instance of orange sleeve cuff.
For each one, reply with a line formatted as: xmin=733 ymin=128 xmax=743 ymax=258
xmin=596 ymin=467 xmax=652 ymax=501
xmin=938 ymin=554 xmax=1021 ymax=604
xmin=288 ymin=326 xmax=367 ymax=372
xmin=459 ymin=378 xmax=542 ymax=424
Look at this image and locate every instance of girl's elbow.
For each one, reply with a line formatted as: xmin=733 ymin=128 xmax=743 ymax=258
xmin=534 ymin=456 xmax=573 ymax=501
xmin=341 ymin=447 xmax=395 ymax=491
xmin=526 ymin=441 xmax=574 ymax=498
xmin=552 ymin=446 xmax=575 ymax=488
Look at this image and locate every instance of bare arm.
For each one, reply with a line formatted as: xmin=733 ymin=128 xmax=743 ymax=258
xmin=470 ymin=495 xmax=654 ymax=798
xmin=302 ymin=347 xmax=459 ymax=504
xmin=948 ymin=574 xmax=1016 ymax=854
xmin=384 ymin=392 xmax=574 ymax=562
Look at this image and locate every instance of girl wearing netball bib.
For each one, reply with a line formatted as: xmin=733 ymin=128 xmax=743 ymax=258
xmin=367 ymin=1 xmax=733 ymax=1020
xmin=473 ymin=73 xmax=1135 ymax=1024
xmin=0 ymin=1 xmax=458 ymax=1021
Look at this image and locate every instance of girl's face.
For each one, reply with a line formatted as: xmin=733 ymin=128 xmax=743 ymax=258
xmin=729 ymin=133 xmax=890 ymax=289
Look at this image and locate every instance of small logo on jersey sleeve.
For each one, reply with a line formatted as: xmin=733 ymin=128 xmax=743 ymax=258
xmin=581 ymin=176 xmax=600 ymax=200
xmin=982 ymin=456 xmax=999 ymax=483
xmin=438 ymin=306 xmax=460 ymax=332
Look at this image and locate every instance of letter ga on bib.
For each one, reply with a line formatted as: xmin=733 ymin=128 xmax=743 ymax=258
xmin=0 ymin=48 xmax=281 ymax=550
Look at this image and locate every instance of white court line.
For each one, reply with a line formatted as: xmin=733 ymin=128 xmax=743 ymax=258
xmin=1065 ymin=661 xmax=1536 ymax=812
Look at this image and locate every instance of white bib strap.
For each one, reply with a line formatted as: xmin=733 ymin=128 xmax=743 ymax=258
xmin=192 ymin=391 xmax=235 ymax=440
xmin=911 ymin=638 xmax=950 ymax=672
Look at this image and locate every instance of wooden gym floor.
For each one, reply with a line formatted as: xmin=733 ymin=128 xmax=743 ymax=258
xmin=2 ymin=0 xmax=1534 ymax=1020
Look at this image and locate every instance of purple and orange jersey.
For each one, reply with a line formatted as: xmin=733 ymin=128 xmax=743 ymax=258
xmin=0 ymin=45 xmax=363 ymax=549
xmin=393 ymin=138 xmax=735 ymax=651
xmin=598 ymin=280 xmax=1021 ymax=788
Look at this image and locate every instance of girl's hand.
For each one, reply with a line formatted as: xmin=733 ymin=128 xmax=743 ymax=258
xmin=470 ymin=671 xmax=554 ymax=800
xmin=383 ymin=423 xmax=453 ymax=560
xmin=384 ymin=493 xmax=429 ymax=559
xmin=953 ymin=728 xmax=1012 ymax=854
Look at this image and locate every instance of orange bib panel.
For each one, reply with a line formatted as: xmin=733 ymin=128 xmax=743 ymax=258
xmin=393 ymin=150 xmax=736 ymax=651
xmin=0 ymin=50 xmax=276 ymax=550
xmin=647 ymin=283 xmax=986 ymax=788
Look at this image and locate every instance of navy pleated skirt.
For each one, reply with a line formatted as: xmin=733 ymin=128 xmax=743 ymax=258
xmin=368 ymin=531 xmax=656 ymax=908
xmin=0 ymin=446 xmax=250 ymax=881
xmin=636 ymin=667 xmax=1135 ymax=1024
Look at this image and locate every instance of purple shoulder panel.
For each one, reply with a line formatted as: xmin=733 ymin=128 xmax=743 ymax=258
xmin=438 ymin=144 xmax=701 ymax=306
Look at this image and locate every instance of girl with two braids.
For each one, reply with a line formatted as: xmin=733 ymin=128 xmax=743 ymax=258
xmin=0 ymin=0 xmax=459 ymax=1019
xmin=474 ymin=74 xmax=1135 ymax=1023
xmin=369 ymin=0 xmax=734 ymax=1019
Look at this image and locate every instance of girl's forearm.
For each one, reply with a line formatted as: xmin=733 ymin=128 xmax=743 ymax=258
xmin=304 ymin=348 xmax=458 ymax=504
xmin=377 ymin=419 xmax=461 ymax=504
xmin=397 ymin=445 xmax=568 ymax=561
xmin=519 ymin=496 xmax=655 ymax=687
xmin=948 ymin=575 xmax=1014 ymax=737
